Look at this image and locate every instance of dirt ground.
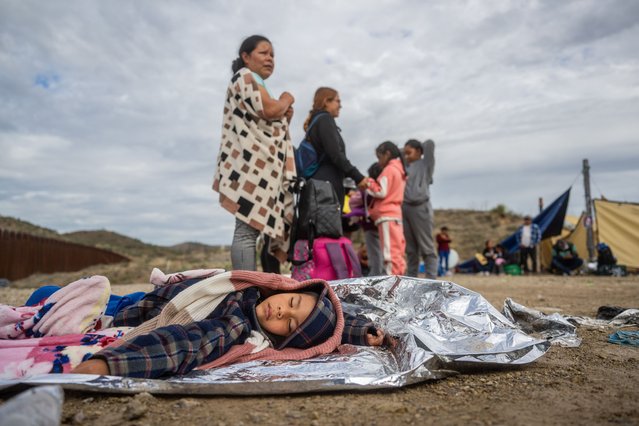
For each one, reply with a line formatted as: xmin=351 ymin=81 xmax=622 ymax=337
xmin=1 ymin=274 xmax=638 ymax=426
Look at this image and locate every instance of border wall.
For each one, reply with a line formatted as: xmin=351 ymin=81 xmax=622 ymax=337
xmin=0 ymin=229 xmax=129 ymax=281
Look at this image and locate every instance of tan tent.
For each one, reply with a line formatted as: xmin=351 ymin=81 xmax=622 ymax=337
xmin=539 ymin=214 xmax=588 ymax=270
xmin=565 ymin=214 xmax=589 ymax=261
xmin=594 ymin=199 xmax=639 ymax=270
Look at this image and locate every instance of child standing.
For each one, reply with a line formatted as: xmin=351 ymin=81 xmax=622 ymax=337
xmin=361 ymin=162 xmax=385 ymax=276
xmin=436 ymin=226 xmax=452 ymax=276
xmin=402 ymin=139 xmax=437 ymax=278
xmin=367 ymin=142 xmax=407 ymax=275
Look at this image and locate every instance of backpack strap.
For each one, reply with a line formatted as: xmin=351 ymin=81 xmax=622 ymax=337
xmin=305 ymin=111 xmax=329 ymax=137
xmin=305 ymin=111 xmax=329 ymax=162
xmin=324 ymin=240 xmax=363 ymax=279
xmin=325 ymin=242 xmax=349 ymax=279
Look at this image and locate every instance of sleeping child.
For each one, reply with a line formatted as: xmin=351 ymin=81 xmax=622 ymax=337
xmin=1 ymin=269 xmax=384 ymax=379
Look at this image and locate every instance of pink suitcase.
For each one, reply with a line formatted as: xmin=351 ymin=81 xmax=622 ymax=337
xmin=291 ymin=236 xmax=362 ymax=281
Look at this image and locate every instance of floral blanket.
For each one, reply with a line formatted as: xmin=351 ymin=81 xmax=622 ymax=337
xmin=0 ymin=275 xmax=128 ymax=379
xmin=0 ymin=268 xmax=227 ymax=379
xmin=0 ymin=328 xmax=131 ymax=379
xmin=0 ymin=276 xmax=110 ymax=339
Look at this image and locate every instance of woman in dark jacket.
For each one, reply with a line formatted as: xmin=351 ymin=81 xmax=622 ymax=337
xmin=303 ymin=87 xmax=368 ymax=209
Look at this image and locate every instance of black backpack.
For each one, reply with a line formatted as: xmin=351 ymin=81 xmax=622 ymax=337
xmin=296 ymin=178 xmax=342 ymax=240
xmin=289 ymin=178 xmax=343 ymax=264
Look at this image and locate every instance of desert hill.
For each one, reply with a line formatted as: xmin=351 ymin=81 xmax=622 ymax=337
xmin=1 ymin=207 xmax=524 ymax=287
xmin=64 ymin=230 xmax=165 ymax=258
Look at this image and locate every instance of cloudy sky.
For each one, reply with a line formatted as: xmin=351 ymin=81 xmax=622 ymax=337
xmin=1 ymin=0 xmax=638 ymax=246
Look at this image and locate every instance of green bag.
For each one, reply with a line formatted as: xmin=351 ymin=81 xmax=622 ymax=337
xmin=504 ymin=264 xmax=522 ymax=276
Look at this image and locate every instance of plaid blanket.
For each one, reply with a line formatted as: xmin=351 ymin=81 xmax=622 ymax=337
xmin=94 ymin=270 xmax=344 ymax=379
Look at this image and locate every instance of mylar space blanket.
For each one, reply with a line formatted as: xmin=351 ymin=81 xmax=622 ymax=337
xmin=0 ymin=276 xmax=550 ymax=395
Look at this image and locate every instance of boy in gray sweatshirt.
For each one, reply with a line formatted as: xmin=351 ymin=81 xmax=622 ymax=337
xmin=402 ymin=139 xmax=437 ymax=278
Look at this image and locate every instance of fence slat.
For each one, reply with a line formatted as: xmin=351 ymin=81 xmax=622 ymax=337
xmin=0 ymin=230 xmax=129 ymax=281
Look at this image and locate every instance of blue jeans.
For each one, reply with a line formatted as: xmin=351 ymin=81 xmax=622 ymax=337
xmin=552 ymin=257 xmax=583 ymax=275
xmin=438 ymin=250 xmax=450 ymax=276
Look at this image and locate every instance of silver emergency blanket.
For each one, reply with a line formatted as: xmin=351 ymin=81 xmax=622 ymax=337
xmin=0 ymin=276 xmax=550 ymax=395
xmin=566 ymin=309 xmax=639 ymax=328
xmin=502 ymin=298 xmax=582 ymax=347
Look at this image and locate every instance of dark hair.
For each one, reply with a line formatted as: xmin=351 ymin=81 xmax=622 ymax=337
xmin=231 ymin=35 xmax=271 ymax=73
xmin=368 ymin=162 xmax=382 ymax=180
xmin=441 ymin=226 xmax=448 ymax=231
xmin=376 ymin=141 xmax=407 ymax=174
xmin=404 ymin=139 xmax=424 ymax=154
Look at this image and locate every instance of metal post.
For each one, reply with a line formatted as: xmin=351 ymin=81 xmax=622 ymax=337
xmin=538 ymin=197 xmax=544 ymax=213
xmin=583 ymin=159 xmax=596 ymax=260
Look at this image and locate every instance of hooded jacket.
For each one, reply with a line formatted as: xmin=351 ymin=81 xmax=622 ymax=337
xmin=367 ymin=158 xmax=407 ymax=223
xmin=93 ymin=271 xmax=371 ymax=379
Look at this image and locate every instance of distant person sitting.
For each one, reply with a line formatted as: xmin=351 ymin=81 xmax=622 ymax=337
xmin=596 ymin=242 xmax=618 ymax=275
xmin=515 ymin=215 xmax=541 ymax=274
xmin=475 ymin=240 xmax=497 ymax=275
xmin=551 ymin=239 xmax=583 ymax=276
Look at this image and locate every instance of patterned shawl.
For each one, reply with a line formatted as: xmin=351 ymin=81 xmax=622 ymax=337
xmin=213 ymin=67 xmax=296 ymax=249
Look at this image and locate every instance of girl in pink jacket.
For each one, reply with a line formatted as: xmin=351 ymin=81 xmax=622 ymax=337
xmin=367 ymin=142 xmax=407 ymax=275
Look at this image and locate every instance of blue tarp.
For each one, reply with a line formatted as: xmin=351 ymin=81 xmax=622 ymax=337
xmin=458 ymin=188 xmax=571 ymax=272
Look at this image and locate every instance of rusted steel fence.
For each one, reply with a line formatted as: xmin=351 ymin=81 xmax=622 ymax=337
xmin=0 ymin=229 xmax=129 ymax=281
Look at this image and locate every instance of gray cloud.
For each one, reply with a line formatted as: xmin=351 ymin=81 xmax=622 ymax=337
xmin=1 ymin=0 xmax=637 ymax=245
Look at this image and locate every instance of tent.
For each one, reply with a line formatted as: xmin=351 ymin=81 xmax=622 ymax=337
xmin=539 ymin=213 xmax=589 ymax=270
xmin=457 ymin=188 xmax=571 ymax=272
xmin=594 ymin=199 xmax=639 ymax=270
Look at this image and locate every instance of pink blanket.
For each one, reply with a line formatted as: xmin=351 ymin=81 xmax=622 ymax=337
xmin=0 ymin=275 xmax=122 ymax=379
xmin=0 ymin=328 xmax=131 ymax=379
xmin=0 ymin=276 xmax=110 ymax=339
xmin=0 ymin=270 xmax=224 ymax=379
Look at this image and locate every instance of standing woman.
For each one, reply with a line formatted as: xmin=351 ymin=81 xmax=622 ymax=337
xmin=213 ymin=35 xmax=296 ymax=270
xmin=303 ymin=87 xmax=368 ymax=209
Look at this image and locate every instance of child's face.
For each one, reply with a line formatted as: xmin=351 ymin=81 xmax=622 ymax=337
xmin=255 ymin=292 xmax=317 ymax=337
xmin=403 ymin=145 xmax=421 ymax=164
xmin=376 ymin=151 xmax=392 ymax=168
